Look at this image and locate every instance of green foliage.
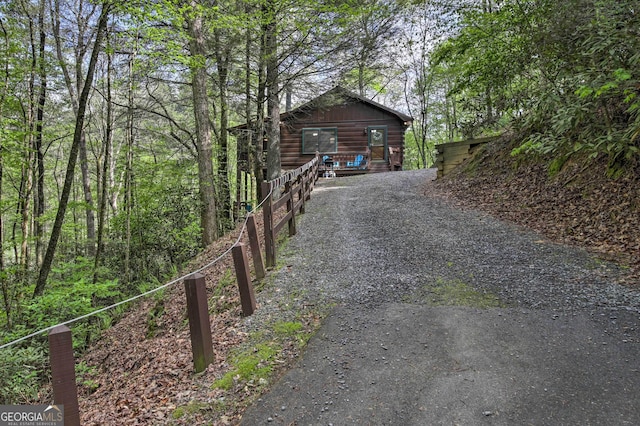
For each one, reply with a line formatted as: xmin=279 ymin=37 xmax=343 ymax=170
xmin=432 ymin=0 xmax=640 ymax=170
xmin=171 ymin=401 xmax=208 ymax=420
xmin=209 ymin=270 xmax=236 ymax=315
xmin=548 ymin=155 xmax=568 ymax=178
xmin=107 ymin=157 xmax=201 ymax=286
xmin=405 ymin=123 xmax=450 ymax=170
xmin=75 ymin=361 xmax=99 ymax=393
xmin=0 ymin=258 xmax=122 ymax=404
xmin=146 ymin=293 xmax=166 ymax=339
xmin=15 ymin=260 xmax=121 ymax=351
xmin=273 ymin=320 xmax=302 ymax=336
xmin=211 ymin=318 xmax=316 ymax=392
xmin=0 ymin=346 xmax=46 ymax=404
xmin=273 ymin=320 xmax=310 ymax=348
xmin=427 ymin=278 xmax=504 ymax=309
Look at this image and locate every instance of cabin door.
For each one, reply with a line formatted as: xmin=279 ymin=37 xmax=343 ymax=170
xmin=368 ymin=126 xmax=387 ymax=161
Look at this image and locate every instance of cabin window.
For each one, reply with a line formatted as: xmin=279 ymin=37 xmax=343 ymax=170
xmin=302 ymin=127 xmax=338 ymax=154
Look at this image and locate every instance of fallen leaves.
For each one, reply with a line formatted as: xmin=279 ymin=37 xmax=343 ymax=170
xmin=432 ymin=140 xmax=640 ymax=287
xmin=76 ymin=208 xmax=308 ymax=425
xmin=77 ymin=221 xmax=261 ymax=425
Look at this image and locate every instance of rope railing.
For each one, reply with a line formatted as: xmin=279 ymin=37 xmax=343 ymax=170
xmin=0 ymin=183 xmax=275 ymax=353
xmin=0 ymin=154 xmax=321 ymax=425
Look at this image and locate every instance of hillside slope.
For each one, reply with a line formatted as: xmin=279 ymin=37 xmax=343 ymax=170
xmin=75 ymin=143 xmax=638 ymax=424
xmin=432 ymin=138 xmax=639 ymax=286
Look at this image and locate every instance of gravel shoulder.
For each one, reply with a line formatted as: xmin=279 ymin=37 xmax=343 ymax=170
xmin=240 ymin=169 xmax=640 ymax=425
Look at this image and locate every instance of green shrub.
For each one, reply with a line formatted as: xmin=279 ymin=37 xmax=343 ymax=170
xmin=0 ymin=346 xmax=47 ymax=404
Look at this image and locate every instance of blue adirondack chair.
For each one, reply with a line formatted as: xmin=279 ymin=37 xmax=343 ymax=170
xmin=347 ymin=154 xmax=364 ymax=168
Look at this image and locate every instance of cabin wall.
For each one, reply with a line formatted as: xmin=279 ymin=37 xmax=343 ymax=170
xmin=280 ymin=102 xmax=407 ymax=170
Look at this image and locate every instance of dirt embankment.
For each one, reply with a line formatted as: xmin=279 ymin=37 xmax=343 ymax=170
xmin=432 ymin=138 xmax=640 ymax=286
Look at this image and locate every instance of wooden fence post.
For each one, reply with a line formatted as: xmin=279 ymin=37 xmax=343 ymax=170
xmin=262 ymin=180 xmax=275 ymax=268
xmin=232 ymin=243 xmax=257 ymax=316
xmin=298 ymin=173 xmax=306 ymax=214
xmin=184 ymin=273 xmax=214 ymax=373
xmin=246 ymin=214 xmax=265 ymax=280
xmin=309 ymin=156 xmax=318 ymax=196
xmin=286 ymin=180 xmax=296 ymax=236
xmin=49 ymin=325 xmax=80 ymax=426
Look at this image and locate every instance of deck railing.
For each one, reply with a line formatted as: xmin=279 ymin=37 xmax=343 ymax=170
xmin=320 ymin=150 xmax=370 ymax=172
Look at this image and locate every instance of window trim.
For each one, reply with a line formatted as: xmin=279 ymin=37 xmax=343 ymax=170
xmin=301 ymin=127 xmax=338 ymax=154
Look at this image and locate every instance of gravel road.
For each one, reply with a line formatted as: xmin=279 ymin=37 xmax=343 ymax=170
xmin=240 ymin=168 xmax=640 ymax=425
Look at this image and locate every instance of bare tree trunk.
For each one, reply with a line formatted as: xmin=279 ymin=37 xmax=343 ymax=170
xmin=108 ymin=132 xmax=120 ymax=213
xmin=94 ymin=36 xmax=113 ymax=284
xmin=52 ymin=0 xmax=96 ymax=257
xmin=75 ymin=0 xmax=96 ymax=257
xmin=124 ymin=133 xmax=133 ymax=284
xmin=34 ymin=1 xmax=110 ymax=297
xmin=358 ymin=61 xmax=366 ymax=97
xmin=186 ymin=1 xmax=218 ymax=246
xmin=254 ymin=21 xmax=267 ymax=198
xmin=79 ymin=136 xmax=96 ymax=255
xmin=244 ymin=15 xmax=256 ymax=203
xmin=20 ymin=148 xmax=33 ymax=275
xmin=264 ymin=0 xmax=281 ymax=182
xmin=214 ymin=28 xmax=232 ymax=233
xmin=124 ymin=49 xmax=135 ymax=284
xmin=0 ymin=16 xmax=10 ymax=328
xmin=20 ymin=0 xmax=40 ymax=276
xmin=34 ymin=0 xmax=47 ymax=268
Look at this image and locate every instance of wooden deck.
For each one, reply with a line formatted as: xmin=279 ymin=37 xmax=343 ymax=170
xmin=318 ymin=147 xmax=401 ymax=177
xmin=319 ymin=151 xmax=368 ymax=177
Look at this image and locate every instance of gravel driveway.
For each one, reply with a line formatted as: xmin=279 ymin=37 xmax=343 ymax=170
xmin=241 ymin=168 xmax=640 ymax=425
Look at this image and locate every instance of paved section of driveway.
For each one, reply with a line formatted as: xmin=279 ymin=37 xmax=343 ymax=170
xmin=241 ymin=169 xmax=640 ymax=425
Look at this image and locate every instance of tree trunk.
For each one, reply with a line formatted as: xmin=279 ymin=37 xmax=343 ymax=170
xmin=21 ymin=0 xmax=41 ymax=276
xmin=94 ymin=37 xmax=113 ymax=284
xmin=214 ymin=28 xmax=232 ymax=233
xmin=0 ymin=16 xmax=9 ymax=327
xmin=254 ymin=20 xmax=267 ymax=198
xmin=34 ymin=0 xmax=47 ymax=268
xmin=80 ymin=134 xmax=96 ymax=256
xmin=52 ymin=0 xmax=96 ymax=257
xmin=34 ymin=1 xmax=110 ymax=297
xmin=123 ymin=49 xmax=135 ymax=284
xmin=186 ymin=1 xmax=218 ymax=246
xmin=244 ymin=15 xmax=256 ymax=203
xmin=20 ymin=126 xmax=33 ymax=276
xmin=264 ymin=1 xmax=281 ymax=182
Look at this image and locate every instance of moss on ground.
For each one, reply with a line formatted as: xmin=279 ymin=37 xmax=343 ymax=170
xmin=211 ymin=317 xmax=319 ymax=390
xmin=417 ymin=277 xmax=506 ymax=308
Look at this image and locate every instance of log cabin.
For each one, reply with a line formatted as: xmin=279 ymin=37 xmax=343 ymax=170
xmin=231 ymin=86 xmax=412 ymax=178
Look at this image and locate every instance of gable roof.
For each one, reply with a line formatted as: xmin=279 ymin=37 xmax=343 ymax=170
xmin=281 ymin=86 xmax=413 ymax=124
xmin=229 ymin=86 xmax=412 ymax=132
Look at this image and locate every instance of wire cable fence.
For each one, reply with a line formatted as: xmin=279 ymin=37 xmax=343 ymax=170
xmin=0 ymin=154 xmax=319 ymax=425
xmin=0 ymin=154 xmax=319 ymax=352
xmin=0 ymin=184 xmax=274 ymax=353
